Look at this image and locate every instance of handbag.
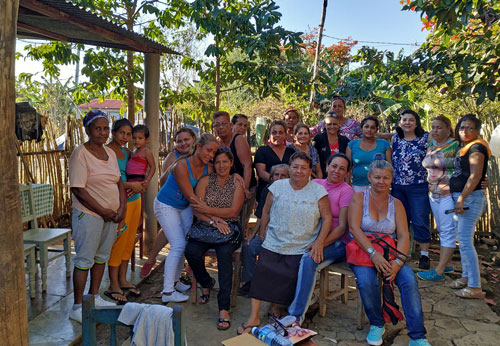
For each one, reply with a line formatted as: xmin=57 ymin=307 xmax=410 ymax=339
xmin=187 ymin=220 xmax=242 ymax=245
xmin=346 ymin=233 xmax=405 ymax=267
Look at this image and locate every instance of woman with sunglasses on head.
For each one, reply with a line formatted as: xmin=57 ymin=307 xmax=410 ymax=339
xmin=154 ymin=133 xmax=218 ymax=304
xmin=391 ymin=109 xmax=431 ymax=270
xmin=254 ymin=120 xmax=296 ymax=203
xmin=289 ymin=123 xmax=322 ymax=178
xmin=184 ymin=148 xmax=244 ymax=330
xmin=449 ymin=114 xmax=491 ymax=299
xmin=140 ymin=127 xmax=197 ymax=278
xmin=346 ymin=116 xmax=392 ymax=192
xmin=313 ymin=112 xmax=350 ymax=178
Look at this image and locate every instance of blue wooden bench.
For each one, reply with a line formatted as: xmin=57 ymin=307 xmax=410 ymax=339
xmin=82 ymin=295 xmax=185 ymax=346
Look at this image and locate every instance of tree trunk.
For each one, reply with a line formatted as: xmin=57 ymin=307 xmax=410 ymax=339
xmin=0 ymin=1 xmax=29 ymax=344
xmin=309 ymin=0 xmax=328 ymax=111
xmin=215 ymin=44 xmax=221 ymax=111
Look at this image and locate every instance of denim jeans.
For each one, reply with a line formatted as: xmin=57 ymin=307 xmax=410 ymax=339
xmin=154 ymin=198 xmax=193 ymax=293
xmin=429 ymin=195 xmax=456 ymax=248
xmin=350 ymin=264 xmax=426 ymax=341
xmin=241 ymin=236 xmax=262 ymax=283
xmin=452 ymin=190 xmax=486 ymax=288
xmin=185 ymin=239 xmax=240 ymax=311
xmin=288 ymin=241 xmax=346 ymax=323
xmin=392 ymin=183 xmax=431 ymax=243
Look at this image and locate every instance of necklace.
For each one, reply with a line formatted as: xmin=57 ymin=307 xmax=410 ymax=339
xmin=369 ymin=189 xmax=388 ymax=217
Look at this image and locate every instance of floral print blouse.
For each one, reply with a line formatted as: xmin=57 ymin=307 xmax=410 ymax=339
xmin=392 ymin=132 xmax=429 ymax=185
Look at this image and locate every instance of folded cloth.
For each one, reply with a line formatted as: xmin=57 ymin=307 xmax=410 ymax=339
xmin=118 ymin=302 xmax=174 ymax=346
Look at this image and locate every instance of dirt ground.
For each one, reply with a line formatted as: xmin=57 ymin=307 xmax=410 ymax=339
xmin=90 ymin=238 xmax=500 ymax=346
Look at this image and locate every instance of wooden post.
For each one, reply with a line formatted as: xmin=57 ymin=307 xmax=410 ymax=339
xmin=0 ymin=0 xmax=29 ymax=345
xmin=308 ymin=0 xmax=328 ymax=111
xmin=144 ymin=53 xmax=160 ymax=255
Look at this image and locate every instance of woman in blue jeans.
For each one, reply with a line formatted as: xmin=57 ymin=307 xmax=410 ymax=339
xmin=348 ymin=160 xmax=429 ymax=346
xmin=449 ymin=114 xmax=491 ymax=299
xmin=391 ymin=109 xmax=431 ymax=269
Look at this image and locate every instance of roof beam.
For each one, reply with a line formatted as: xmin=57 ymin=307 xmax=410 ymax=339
xmin=20 ymin=0 xmax=155 ymax=53
xmin=17 ymin=22 xmax=69 ymax=42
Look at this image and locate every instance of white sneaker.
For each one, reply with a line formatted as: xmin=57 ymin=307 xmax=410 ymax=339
xmin=69 ymin=307 xmax=82 ymax=323
xmin=95 ymin=295 xmax=117 ymax=307
xmin=161 ymin=291 xmax=189 ymax=303
xmin=175 ymin=281 xmax=191 ymax=292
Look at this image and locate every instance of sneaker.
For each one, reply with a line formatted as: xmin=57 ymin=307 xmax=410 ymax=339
xmin=418 ymin=255 xmax=430 ymax=270
xmin=69 ymin=307 xmax=82 ymax=324
xmin=175 ymin=281 xmax=191 ymax=292
xmin=366 ymin=325 xmax=385 ymax=346
xmin=416 ymin=269 xmax=445 ymax=281
xmin=444 ymin=266 xmax=454 ymax=273
xmin=161 ymin=291 xmax=189 ymax=303
xmin=140 ymin=260 xmax=156 ymax=277
xmin=409 ymin=338 xmax=431 ymax=346
xmin=95 ymin=295 xmax=117 ymax=307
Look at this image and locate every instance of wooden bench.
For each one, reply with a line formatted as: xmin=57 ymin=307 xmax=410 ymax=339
xmin=319 ymin=262 xmax=365 ymax=330
xmin=82 ymin=294 xmax=185 ymax=346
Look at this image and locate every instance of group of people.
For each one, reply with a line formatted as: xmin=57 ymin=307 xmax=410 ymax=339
xmin=67 ymin=97 xmax=491 ymax=346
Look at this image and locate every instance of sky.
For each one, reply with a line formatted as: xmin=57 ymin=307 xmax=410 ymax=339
xmin=15 ymin=0 xmax=429 ymax=83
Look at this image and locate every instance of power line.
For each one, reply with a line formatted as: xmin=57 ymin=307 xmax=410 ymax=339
xmin=322 ymin=34 xmax=422 ymax=47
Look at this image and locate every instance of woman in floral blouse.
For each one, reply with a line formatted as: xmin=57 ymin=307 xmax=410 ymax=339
xmin=391 ymin=109 xmax=431 ymax=270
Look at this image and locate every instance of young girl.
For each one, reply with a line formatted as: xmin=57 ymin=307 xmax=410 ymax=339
xmin=126 ymin=124 xmax=156 ymax=188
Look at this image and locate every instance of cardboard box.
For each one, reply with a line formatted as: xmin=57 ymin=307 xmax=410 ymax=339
xmin=221 ymin=333 xmax=266 ymax=346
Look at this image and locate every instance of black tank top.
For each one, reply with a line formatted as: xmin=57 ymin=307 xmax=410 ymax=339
xmin=230 ymin=134 xmax=257 ymax=187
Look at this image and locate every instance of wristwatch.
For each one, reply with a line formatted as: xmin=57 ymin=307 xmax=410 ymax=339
xmin=209 ymin=220 xmax=215 ymax=226
xmin=394 ymin=258 xmax=404 ymax=267
xmin=367 ymin=247 xmax=376 ymax=260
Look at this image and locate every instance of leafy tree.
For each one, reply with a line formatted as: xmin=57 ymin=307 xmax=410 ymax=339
xmin=402 ymin=0 xmax=500 ymax=105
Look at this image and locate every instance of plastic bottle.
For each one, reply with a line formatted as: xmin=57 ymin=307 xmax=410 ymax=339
xmin=251 ymin=327 xmax=293 ymax=346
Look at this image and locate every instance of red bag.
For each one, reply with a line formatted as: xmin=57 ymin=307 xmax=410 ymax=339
xmin=346 ymin=233 xmax=397 ymax=267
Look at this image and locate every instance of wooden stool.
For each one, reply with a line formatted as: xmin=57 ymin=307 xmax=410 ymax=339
xmin=319 ymin=262 xmax=365 ymax=329
xmin=24 ymin=243 xmax=36 ymax=299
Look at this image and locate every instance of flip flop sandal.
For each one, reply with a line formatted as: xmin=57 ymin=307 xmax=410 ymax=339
xmin=121 ymin=285 xmax=141 ymax=297
xmin=217 ymin=318 xmax=231 ymax=331
xmin=449 ymin=279 xmax=467 ymax=289
xmin=237 ymin=322 xmax=259 ymax=335
xmin=104 ymin=291 xmax=127 ymax=305
xmin=455 ymin=288 xmax=486 ymax=299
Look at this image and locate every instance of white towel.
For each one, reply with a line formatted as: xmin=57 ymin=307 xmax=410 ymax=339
xmin=118 ymin=302 xmax=174 ymax=346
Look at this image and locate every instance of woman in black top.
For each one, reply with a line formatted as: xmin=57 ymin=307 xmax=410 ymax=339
xmin=254 ymin=120 xmax=296 ymax=202
xmin=313 ymin=112 xmax=350 ymax=177
xmin=449 ymin=114 xmax=491 ymax=299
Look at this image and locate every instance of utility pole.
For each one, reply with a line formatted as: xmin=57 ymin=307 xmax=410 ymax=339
xmin=309 ymin=0 xmax=328 ymax=111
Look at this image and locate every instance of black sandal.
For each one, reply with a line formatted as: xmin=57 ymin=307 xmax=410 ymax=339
xmin=198 ymin=277 xmax=216 ymax=304
xmin=217 ymin=318 xmax=231 ymax=330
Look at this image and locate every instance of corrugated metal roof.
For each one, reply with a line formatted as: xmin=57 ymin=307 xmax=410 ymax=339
xmin=17 ymin=0 xmax=179 ymax=54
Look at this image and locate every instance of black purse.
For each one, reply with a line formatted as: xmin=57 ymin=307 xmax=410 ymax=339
xmin=187 ymin=220 xmax=242 ymax=245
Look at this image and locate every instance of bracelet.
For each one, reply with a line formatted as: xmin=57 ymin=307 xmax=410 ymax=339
xmin=369 ymin=251 xmax=377 ymax=260
xmin=394 ymin=258 xmax=403 ymax=267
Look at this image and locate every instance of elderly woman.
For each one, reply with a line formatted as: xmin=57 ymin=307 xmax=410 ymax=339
xmin=449 ymin=114 xmax=491 ymax=299
xmin=286 ymin=153 xmax=354 ymax=324
xmin=69 ymin=111 xmax=127 ymax=323
xmin=289 ymin=123 xmax=322 ymax=179
xmin=348 ymin=160 xmax=429 ymax=346
xmin=140 ymin=127 xmax=197 ymax=278
xmin=184 ymin=148 xmax=245 ymax=330
xmin=314 ymin=112 xmax=350 ymax=177
xmin=346 ymin=116 xmax=392 ymax=192
xmin=254 ymin=120 xmax=296 ymax=202
xmin=238 ymin=151 xmax=332 ymax=334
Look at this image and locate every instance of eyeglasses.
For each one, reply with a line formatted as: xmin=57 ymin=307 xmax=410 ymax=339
xmin=459 ymin=126 xmax=476 ymax=132
xmin=213 ymin=122 xmax=229 ymax=128
xmin=268 ymin=315 xmax=289 ymax=337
